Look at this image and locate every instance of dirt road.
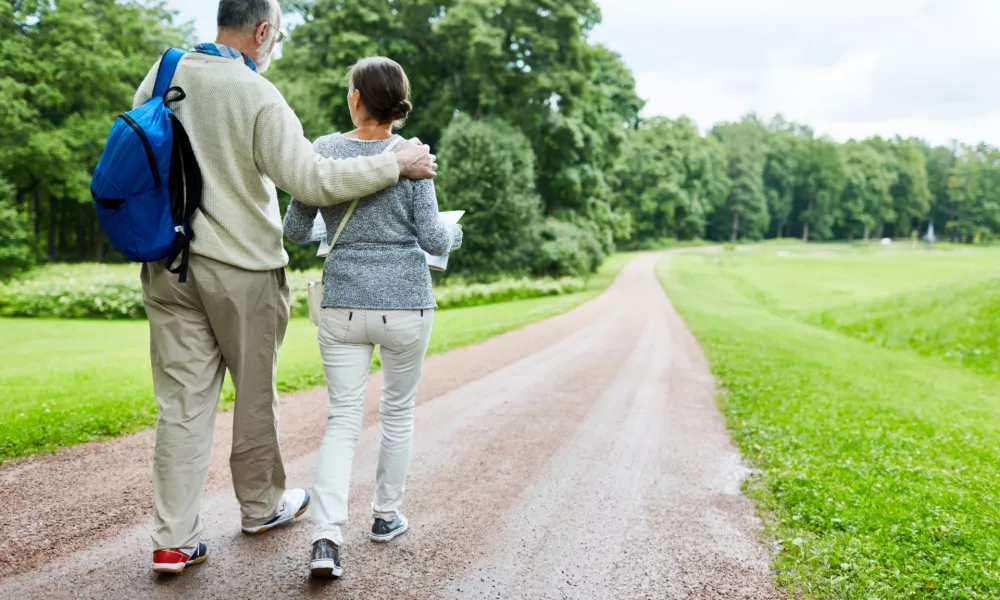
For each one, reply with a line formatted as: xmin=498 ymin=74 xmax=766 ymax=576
xmin=0 ymin=252 xmax=777 ymax=599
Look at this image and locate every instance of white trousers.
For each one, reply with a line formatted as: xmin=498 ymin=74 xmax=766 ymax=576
xmin=311 ymin=307 xmax=434 ymax=545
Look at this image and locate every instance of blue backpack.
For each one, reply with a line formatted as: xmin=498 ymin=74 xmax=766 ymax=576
xmin=91 ymin=48 xmax=202 ymax=282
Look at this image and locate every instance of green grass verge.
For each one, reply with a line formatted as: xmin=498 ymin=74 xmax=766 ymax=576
xmin=658 ymin=244 xmax=1000 ymax=598
xmin=813 ymin=277 xmax=1000 ymax=377
xmin=0 ymin=253 xmax=634 ymax=463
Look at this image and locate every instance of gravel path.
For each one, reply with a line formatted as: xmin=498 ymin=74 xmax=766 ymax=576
xmin=0 ymin=252 xmax=778 ymax=599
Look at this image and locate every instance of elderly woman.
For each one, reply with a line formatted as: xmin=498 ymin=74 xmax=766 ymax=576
xmin=283 ymin=56 xmax=463 ymax=578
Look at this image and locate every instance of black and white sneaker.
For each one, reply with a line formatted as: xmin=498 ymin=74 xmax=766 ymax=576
xmin=369 ymin=513 xmax=408 ymax=542
xmin=310 ymin=539 xmax=342 ymax=578
xmin=242 ymin=488 xmax=311 ymax=534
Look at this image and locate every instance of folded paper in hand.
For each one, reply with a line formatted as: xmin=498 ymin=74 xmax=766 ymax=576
xmin=313 ymin=210 xmax=464 ymax=270
xmin=426 ymin=210 xmax=464 ymax=271
xmin=312 ymin=213 xmax=331 ymax=257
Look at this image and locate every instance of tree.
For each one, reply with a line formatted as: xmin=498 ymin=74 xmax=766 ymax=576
xmin=947 ymin=144 xmax=1000 ymax=243
xmin=613 ymin=117 xmax=728 ymax=246
xmin=888 ymin=138 xmax=931 ymax=237
xmin=711 ymin=117 xmax=769 ymax=241
xmin=272 ymin=0 xmax=640 ymax=255
xmin=0 ymin=177 xmax=35 ymax=280
xmin=435 ymin=114 xmax=543 ymax=278
xmin=0 ymin=0 xmax=190 ymax=262
xmin=947 ymin=145 xmax=982 ymax=242
xmin=762 ymin=118 xmax=798 ymax=238
xmin=793 ymin=133 xmax=846 ymax=241
xmin=840 ymin=141 xmax=895 ymax=240
xmin=922 ymin=142 xmax=956 ymax=239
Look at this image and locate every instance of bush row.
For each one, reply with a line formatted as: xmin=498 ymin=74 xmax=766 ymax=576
xmin=0 ymin=266 xmax=586 ymax=320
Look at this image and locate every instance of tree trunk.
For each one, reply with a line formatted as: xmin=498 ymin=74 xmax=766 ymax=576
xmin=58 ymin=200 xmax=69 ymax=261
xmin=34 ymin=188 xmax=41 ymax=242
xmin=47 ymin=194 xmax=57 ymax=261
xmin=948 ymin=203 xmax=957 ymax=242
xmin=802 ymin=197 xmax=814 ymax=242
xmin=93 ymin=207 xmax=105 ymax=262
xmin=730 ymin=208 xmax=739 ymax=242
xmin=863 ymin=225 xmax=870 ymax=241
xmin=875 ymin=223 xmax=884 ymax=240
xmin=78 ymin=204 xmax=88 ymax=261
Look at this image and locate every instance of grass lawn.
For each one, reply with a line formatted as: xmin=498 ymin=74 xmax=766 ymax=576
xmin=0 ymin=253 xmax=633 ymax=464
xmin=659 ymin=243 xmax=1000 ymax=598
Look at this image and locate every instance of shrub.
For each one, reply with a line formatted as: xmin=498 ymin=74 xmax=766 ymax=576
xmin=622 ymin=237 xmax=680 ymax=251
xmin=0 ymin=264 xmax=585 ymax=319
xmin=0 ymin=181 xmax=35 ymax=281
xmin=436 ymin=114 xmax=544 ymax=280
xmin=0 ymin=280 xmax=145 ymax=319
xmin=533 ymin=219 xmax=605 ymax=278
xmin=434 ymin=277 xmax=585 ymax=310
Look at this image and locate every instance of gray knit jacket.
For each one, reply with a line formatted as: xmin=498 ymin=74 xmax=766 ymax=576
xmin=283 ymin=133 xmax=462 ymax=310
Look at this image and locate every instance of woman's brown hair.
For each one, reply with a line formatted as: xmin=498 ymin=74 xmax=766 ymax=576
xmin=348 ymin=57 xmax=412 ymax=126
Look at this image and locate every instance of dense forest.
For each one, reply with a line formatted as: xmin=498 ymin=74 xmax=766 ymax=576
xmin=2 ymin=0 xmax=998 ymax=281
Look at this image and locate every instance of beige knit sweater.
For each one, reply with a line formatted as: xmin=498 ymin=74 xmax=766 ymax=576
xmin=133 ymin=53 xmax=400 ymax=271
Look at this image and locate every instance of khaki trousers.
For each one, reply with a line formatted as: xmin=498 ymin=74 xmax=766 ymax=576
xmin=141 ymin=255 xmax=290 ymax=550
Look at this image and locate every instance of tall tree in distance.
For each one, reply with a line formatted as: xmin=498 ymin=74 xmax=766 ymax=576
xmin=794 ymin=133 xmax=846 ymax=242
xmin=840 ymin=141 xmax=895 ymax=240
xmin=889 ymin=138 xmax=931 ymax=237
xmin=711 ymin=117 xmax=769 ymax=241
xmin=922 ymin=142 xmax=957 ymax=239
xmin=946 ymin=145 xmax=982 ymax=242
xmin=762 ymin=119 xmax=799 ymax=239
xmin=612 ymin=117 xmax=728 ymax=247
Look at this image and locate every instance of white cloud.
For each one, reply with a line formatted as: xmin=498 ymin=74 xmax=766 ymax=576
xmin=167 ymin=0 xmax=217 ymax=42
xmin=165 ymin=0 xmax=999 ymax=146
xmin=592 ymin=0 xmax=1000 ymax=145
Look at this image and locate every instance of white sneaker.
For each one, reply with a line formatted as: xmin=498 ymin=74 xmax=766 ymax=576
xmin=369 ymin=513 xmax=409 ymax=542
xmin=242 ymin=488 xmax=311 ymax=534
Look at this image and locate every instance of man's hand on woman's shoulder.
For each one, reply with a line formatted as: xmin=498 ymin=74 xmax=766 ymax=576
xmin=396 ymin=138 xmax=438 ymax=180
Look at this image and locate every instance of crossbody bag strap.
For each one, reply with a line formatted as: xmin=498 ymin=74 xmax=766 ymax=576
xmin=327 ymin=135 xmax=406 ymax=252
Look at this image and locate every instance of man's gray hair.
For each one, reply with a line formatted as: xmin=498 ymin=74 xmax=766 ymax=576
xmin=217 ymin=0 xmax=279 ymax=34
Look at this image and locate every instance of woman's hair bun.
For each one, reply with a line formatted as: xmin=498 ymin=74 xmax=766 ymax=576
xmin=389 ymin=99 xmax=413 ymax=122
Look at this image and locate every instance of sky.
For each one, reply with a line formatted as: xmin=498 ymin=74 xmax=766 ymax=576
xmin=166 ymin=0 xmax=1000 ymax=147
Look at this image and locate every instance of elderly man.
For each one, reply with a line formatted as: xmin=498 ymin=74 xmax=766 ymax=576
xmin=137 ymin=0 xmax=437 ymax=574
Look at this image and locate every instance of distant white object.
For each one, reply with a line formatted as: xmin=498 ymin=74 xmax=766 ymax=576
xmin=880 ymin=238 xmax=892 ymax=246
xmin=426 ymin=211 xmax=465 ymax=271
xmin=777 ymin=251 xmax=790 ymax=257
xmin=923 ymin=222 xmax=936 ymax=243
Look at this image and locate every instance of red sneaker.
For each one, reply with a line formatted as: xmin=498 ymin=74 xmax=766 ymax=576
xmin=152 ymin=541 xmax=208 ymax=574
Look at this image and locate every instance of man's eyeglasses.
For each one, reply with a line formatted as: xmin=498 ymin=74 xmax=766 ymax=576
xmin=259 ymin=22 xmax=288 ymax=44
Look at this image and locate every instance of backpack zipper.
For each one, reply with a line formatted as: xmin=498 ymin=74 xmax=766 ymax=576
xmin=119 ymin=113 xmax=162 ymax=189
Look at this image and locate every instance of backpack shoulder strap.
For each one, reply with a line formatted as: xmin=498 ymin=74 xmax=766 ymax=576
xmin=153 ymin=48 xmax=185 ymax=99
